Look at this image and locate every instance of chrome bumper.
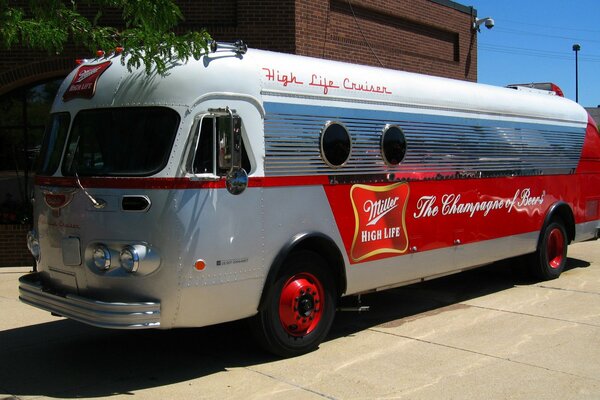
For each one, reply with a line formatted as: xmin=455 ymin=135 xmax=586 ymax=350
xmin=19 ymin=273 xmax=161 ymax=329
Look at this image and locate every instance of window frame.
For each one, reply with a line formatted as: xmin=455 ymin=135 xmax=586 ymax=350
xmin=320 ymin=120 xmax=352 ymax=168
xmin=381 ymin=124 xmax=407 ymax=166
xmin=187 ymin=111 xmax=251 ymax=177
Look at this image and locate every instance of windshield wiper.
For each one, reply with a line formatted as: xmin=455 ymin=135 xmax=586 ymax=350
xmin=69 ymin=136 xmax=106 ymax=209
xmin=74 ymin=171 xmax=106 ymax=209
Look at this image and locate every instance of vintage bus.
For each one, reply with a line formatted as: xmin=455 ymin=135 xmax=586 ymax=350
xmin=19 ymin=41 xmax=600 ymax=357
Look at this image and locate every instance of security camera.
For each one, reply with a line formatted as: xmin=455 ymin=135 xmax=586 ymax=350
xmin=473 ymin=17 xmax=495 ymax=31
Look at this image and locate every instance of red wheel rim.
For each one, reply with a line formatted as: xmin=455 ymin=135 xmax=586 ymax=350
xmin=547 ymin=228 xmax=565 ymax=269
xmin=279 ymin=272 xmax=324 ymax=337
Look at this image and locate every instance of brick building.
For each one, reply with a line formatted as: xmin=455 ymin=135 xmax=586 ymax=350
xmin=0 ymin=0 xmax=477 ymax=266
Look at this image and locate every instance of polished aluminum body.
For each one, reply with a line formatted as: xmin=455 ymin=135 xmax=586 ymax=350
xmin=19 ymin=48 xmax=597 ymax=330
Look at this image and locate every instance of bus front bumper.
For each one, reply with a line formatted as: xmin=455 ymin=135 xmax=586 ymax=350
xmin=18 ymin=272 xmax=161 ymax=329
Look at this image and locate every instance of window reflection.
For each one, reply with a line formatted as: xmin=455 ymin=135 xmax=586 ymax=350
xmin=0 ymin=78 xmax=62 ymax=224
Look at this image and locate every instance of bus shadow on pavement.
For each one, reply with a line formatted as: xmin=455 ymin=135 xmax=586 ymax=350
xmin=329 ymin=255 xmax=590 ymax=339
xmin=0 ymin=317 xmax=270 ymax=398
xmin=0 ymin=256 xmax=589 ymax=398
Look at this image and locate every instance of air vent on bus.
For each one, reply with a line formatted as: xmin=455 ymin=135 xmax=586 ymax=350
xmin=121 ymin=195 xmax=151 ymax=212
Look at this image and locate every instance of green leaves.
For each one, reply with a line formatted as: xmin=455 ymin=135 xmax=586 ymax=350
xmin=0 ymin=0 xmax=212 ymax=75
xmin=120 ymin=28 xmax=211 ymax=74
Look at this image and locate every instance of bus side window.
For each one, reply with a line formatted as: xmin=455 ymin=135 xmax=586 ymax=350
xmin=191 ymin=115 xmax=251 ymax=175
xmin=192 ymin=117 xmax=215 ymax=174
xmin=240 ymin=137 xmax=251 ymax=173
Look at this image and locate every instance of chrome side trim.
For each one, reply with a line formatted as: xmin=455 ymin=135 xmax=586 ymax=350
xmin=262 ymin=89 xmax=585 ymax=126
xmin=264 ymin=111 xmax=584 ymax=177
xmin=575 ymin=220 xmax=600 ymax=242
xmin=185 ymin=92 xmax=265 ymax=118
xmin=18 ymin=273 xmax=160 ymax=329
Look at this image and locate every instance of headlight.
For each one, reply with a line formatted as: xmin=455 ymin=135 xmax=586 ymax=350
xmin=120 ymin=245 xmax=139 ymax=273
xmin=26 ymin=230 xmax=41 ymax=262
xmin=92 ymin=244 xmax=111 ymax=270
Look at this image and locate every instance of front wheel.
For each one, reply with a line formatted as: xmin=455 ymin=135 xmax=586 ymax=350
xmin=251 ymin=250 xmax=337 ymax=357
xmin=531 ymin=220 xmax=568 ymax=281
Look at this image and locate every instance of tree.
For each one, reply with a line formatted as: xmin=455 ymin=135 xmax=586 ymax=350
xmin=0 ymin=0 xmax=212 ymax=74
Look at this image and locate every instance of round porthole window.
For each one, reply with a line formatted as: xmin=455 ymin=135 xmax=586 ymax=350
xmin=381 ymin=125 xmax=407 ymax=166
xmin=320 ymin=121 xmax=351 ymax=167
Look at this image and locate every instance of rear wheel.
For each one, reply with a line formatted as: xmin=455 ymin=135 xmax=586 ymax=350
xmin=531 ymin=220 xmax=568 ymax=281
xmin=252 ymin=250 xmax=337 ymax=357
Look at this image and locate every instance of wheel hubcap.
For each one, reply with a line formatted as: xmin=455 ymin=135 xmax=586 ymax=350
xmin=547 ymin=228 xmax=565 ymax=269
xmin=279 ymin=272 xmax=324 ymax=337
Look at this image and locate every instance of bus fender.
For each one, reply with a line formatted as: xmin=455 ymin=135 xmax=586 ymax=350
xmin=257 ymin=232 xmax=347 ymax=312
xmin=539 ymin=201 xmax=575 ymax=246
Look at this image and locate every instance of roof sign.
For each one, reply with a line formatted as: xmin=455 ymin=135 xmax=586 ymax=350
xmin=63 ymin=61 xmax=111 ymax=101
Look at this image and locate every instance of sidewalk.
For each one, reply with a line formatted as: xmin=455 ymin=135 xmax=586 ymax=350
xmin=1 ymin=242 xmax=600 ymax=399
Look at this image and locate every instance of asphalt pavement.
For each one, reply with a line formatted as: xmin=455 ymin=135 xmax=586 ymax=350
xmin=1 ymin=240 xmax=600 ymax=399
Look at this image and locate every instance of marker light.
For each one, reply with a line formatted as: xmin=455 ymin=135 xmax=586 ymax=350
xmin=120 ymin=245 xmax=139 ymax=273
xmin=195 ymin=259 xmax=206 ymax=271
xmin=96 ymin=50 xmax=105 ymax=57
xmin=26 ymin=230 xmax=41 ymax=262
xmin=92 ymin=244 xmax=111 ymax=271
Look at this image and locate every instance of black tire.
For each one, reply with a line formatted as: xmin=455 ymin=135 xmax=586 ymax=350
xmin=251 ymin=250 xmax=337 ymax=357
xmin=531 ymin=219 xmax=568 ymax=281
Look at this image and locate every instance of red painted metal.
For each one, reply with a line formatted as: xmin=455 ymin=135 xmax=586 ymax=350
xmin=550 ymin=83 xmax=564 ymax=97
xmin=278 ymin=272 xmax=324 ymax=337
xmin=577 ymin=115 xmax=600 ymax=174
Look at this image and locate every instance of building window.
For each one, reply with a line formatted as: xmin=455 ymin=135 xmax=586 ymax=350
xmin=320 ymin=121 xmax=351 ymax=167
xmin=0 ymin=78 xmax=62 ymax=224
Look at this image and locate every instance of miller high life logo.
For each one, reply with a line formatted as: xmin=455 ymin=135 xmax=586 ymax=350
xmin=350 ymin=183 xmax=410 ymax=262
xmin=63 ymin=61 xmax=111 ymax=101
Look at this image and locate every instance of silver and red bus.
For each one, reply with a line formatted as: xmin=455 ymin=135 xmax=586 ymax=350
xmin=20 ymin=42 xmax=600 ymax=356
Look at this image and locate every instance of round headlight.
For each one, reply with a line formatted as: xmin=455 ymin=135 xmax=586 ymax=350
xmin=26 ymin=230 xmax=41 ymax=262
xmin=120 ymin=245 xmax=139 ymax=273
xmin=92 ymin=245 xmax=111 ymax=270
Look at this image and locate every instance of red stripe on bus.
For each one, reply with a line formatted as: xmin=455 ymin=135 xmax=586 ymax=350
xmin=34 ymin=175 xmax=329 ymax=189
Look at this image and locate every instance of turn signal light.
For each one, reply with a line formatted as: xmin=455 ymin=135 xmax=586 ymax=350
xmin=195 ymin=259 xmax=206 ymax=271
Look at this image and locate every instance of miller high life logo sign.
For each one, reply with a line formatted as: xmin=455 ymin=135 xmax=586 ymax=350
xmin=350 ymin=183 xmax=410 ymax=262
xmin=63 ymin=61 xmax=111 ymax=101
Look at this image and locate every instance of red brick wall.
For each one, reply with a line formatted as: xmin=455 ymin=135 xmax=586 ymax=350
xmin=295 ymin=0 xmax=476 ymax=81
xmin=184 ymin=0 xmax=297 ymax=53
xmin=0 ymin=224 xmax=33 ymax=267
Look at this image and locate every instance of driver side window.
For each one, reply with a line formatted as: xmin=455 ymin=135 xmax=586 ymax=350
xmin=191 ymin=115 xmax=251 ymax=175
xmin=192 ymin=118 xmax=215 ymax=174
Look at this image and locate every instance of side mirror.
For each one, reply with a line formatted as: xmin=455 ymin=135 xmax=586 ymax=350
xmin=226 ymin=167 xmax=248 ymax=195
xmin=218 ymin=108 xmax=247 ymax=194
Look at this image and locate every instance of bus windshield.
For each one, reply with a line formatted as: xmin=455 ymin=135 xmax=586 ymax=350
xmin=61 ymin=107 xmax=180 ymax=177
xmin=36 ymin=112 xmax=71 ymax=176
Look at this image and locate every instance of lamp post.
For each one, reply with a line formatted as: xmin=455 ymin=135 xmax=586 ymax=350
xmin=573 ymin=43 xmax=581 ymax=103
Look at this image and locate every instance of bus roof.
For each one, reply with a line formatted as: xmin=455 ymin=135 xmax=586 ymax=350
xmin=53 ymin=47 xmax=588 ymax=128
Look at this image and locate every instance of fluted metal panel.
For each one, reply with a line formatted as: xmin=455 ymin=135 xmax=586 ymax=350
xmin=264 ymin=109 xmax=585 ymax=178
